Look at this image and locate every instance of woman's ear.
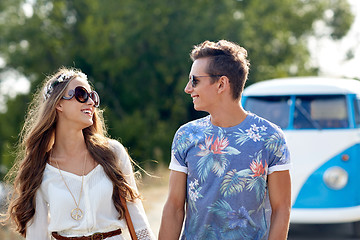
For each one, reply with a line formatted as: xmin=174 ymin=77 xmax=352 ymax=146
xmin=56 ymin=103 xmax=63 ymax=112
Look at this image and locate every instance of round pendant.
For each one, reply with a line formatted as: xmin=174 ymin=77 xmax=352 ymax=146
xmin=71 ymin=208 xmax=83 ymax=220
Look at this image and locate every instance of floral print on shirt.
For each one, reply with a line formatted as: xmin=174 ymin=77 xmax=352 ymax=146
xmin=171 ymin=113 xmax=290 ymax=240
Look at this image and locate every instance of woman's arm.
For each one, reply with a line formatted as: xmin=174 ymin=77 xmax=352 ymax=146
xmin=114 ymin=140 xmax=156 ymax=240
xmin=26 ymin=190 xmax=50 ymax=240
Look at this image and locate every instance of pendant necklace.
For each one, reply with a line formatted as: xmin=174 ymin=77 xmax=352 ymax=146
xmin=53 ymin=151 xmax=88 ymax=221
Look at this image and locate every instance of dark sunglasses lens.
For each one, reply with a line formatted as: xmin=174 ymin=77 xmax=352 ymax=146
xmin=74 ymin=87 xmax=88 ymax=103
xmin=90 ymin=91 xmax=100 ymax=107
xmin=191 ymin=76 xmax=197 ymax=88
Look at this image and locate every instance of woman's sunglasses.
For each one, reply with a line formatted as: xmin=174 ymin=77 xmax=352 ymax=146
xmin=62 ymin=86 xmax=100 ymax=108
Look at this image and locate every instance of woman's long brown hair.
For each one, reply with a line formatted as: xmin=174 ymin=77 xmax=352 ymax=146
xmin=2 ymin=67 xmax=138 ymax=236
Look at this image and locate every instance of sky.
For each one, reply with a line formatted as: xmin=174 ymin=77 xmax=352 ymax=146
xmin=309 ymin=0 xmax=360 ymax=79
xmin=0 ymin=0 xmax=360 ymax=112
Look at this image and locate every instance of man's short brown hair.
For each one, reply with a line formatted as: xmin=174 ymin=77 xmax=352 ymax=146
xmin=190 ymin=40 xmax=250 ymax=100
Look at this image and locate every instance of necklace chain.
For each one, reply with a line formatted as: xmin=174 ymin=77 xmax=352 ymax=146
xmin=52 ymin=151 xmax=88 ymax=221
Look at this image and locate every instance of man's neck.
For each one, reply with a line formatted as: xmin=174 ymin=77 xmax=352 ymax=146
xmin=210 ymin=103 xmax=248 ymax=128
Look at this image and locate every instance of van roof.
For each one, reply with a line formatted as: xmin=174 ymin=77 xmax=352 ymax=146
xmin=243 ymin=77 xmax=360 ymax=96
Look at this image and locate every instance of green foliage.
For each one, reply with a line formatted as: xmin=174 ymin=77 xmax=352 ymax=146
xmin=326 ymin=0 xmax=355 ymax=40
xmin=0 ymin=0 xmax=354 ymax=172
xmin=0 ymin=94 xmax=30 ymax=179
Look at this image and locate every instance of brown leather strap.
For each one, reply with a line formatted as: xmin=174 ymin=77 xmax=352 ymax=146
xmin=51 ymin=228 xmax=122 ymax=240
xmin=120 ymin=196 xmax=138 ymax=240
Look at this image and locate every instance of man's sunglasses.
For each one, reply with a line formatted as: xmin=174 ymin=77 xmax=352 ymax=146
xmin=190 ymin=75 xmax=222 ymax=88
xmin=62 ymin=86 xmax=100 ymax=108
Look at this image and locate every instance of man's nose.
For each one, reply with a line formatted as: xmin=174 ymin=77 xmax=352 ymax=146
xmin=184 ymin=80 xmax=193 ymax=94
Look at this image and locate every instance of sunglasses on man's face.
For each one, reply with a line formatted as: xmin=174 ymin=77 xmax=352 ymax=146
xmin=189 ymin=75 xmax=223 ymax=88
xmin=62 ymin=86 xmax=100 ymax=108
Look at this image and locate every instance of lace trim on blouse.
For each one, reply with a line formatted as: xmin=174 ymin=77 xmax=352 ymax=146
xmin=136 ymin=228 xmax=153 ymax=240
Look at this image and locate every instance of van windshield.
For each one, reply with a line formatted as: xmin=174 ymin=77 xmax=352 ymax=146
xmin=244 ymin=95 xmax=349 ymax=129
xmin=245 ymin=96 xmax=290 ymax=129
xmin=293 ymin=95 xmax=348 ymax=129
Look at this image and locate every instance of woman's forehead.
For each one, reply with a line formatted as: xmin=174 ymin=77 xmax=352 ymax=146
xmin=67 ymin=77 xmax=91 ymax=90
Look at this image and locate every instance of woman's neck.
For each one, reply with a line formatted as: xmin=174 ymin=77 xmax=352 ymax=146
xmin=52 ymin=127 xmax=87 ymax=158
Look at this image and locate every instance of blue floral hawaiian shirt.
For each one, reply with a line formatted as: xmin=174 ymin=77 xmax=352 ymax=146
xmin=169 ymin=113 xmax=291 ymax=240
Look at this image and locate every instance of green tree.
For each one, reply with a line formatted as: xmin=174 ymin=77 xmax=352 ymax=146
xmin=0 ymin=94 xmax=30 ymax=179
xmin=0 ymin=0 xmax=354 ymax=172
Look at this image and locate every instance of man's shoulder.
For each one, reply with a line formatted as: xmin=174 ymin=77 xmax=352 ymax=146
xmin=177 ymin=115 xmax=211 ymax=131
xmin=247 ymin=112 xmax=284 ymax=134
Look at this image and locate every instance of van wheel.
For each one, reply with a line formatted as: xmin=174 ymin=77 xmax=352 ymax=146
xmin=354 ymin=221 xmax=360 ymax=237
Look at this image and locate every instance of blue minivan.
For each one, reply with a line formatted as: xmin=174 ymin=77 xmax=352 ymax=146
xmin=242 ymin=77 xmax=360 ymax=236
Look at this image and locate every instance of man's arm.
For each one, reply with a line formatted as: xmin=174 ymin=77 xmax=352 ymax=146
xmin=159 ymin=170 xmax=187 ymax=240
xmin=267 ymin=170 xmax=291 ymax=240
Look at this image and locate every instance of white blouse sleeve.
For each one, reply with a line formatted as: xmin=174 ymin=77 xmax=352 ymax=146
xmin=110 ymin=140 xmax=156 ymax=240
xmin=26 ymin=189 xmax=51 ymax=240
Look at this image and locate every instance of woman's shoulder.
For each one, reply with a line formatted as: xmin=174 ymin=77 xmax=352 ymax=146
xmin=108 ymin=139 xmax=129 ymax=161
xmin=108 ymin=138 xmax=126 ymax=153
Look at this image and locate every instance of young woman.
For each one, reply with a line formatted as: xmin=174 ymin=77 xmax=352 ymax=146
xmin=3 ymin=67 xmax=155 ymax=240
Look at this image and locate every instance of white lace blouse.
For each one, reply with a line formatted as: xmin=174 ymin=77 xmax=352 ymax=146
xmin=26 ymin=140 xmax=155 ymax=240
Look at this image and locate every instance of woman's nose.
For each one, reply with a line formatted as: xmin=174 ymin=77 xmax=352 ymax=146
xmin=87 ymin=96 xmax=95 ymax=106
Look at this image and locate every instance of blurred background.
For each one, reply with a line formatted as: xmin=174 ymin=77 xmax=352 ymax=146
xmin=0 ymin=0 xmax=359 ymax=239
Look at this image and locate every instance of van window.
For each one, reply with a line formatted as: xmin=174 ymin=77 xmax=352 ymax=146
xmin=244 ymin=96 xmax=290 ymax=128
xmin=293 ymin=95 xmax=348 ymax=129
xmin=353 ymin=98 xmax=360 ymax=126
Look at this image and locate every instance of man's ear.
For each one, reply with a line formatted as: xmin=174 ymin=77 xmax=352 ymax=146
xmin=218 ymin=76 xmax=230 ymax=93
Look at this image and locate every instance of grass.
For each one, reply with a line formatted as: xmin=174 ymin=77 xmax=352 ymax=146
xmin=138 ymin=164 xmax=170 ymax=237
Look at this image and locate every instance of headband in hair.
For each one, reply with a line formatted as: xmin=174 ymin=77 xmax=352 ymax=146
xmin=43 ymin=70 xmax=87 ymax=100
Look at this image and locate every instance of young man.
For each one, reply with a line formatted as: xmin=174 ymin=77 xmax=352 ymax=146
xmin=159 ymin=40 xmax=291 ymax=240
